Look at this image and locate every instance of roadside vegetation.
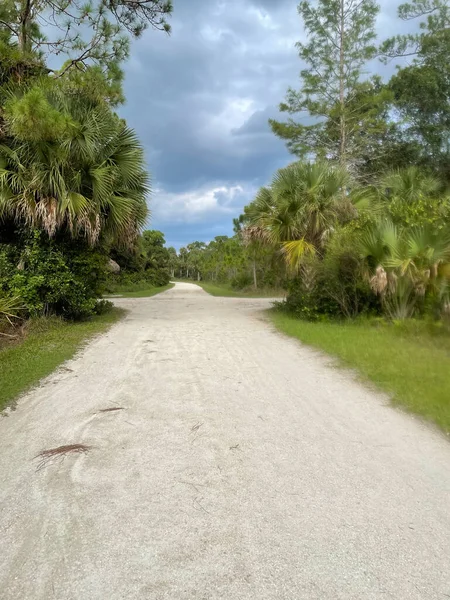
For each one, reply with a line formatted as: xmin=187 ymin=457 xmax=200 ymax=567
xmin=0 ymin=0 xmax=174 ymax=394
xmin=0 ymin=309 xmax=123 ymax=411
xmin=169 ymin=236 xmax=288 ymax=295
xmin=271 ymin=313 xmax=450 ymax=433
xmin=105 ymin=230 xmax=172 ymax=295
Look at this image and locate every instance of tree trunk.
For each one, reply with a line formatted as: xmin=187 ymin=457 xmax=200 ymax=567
xmin=19 ymin=0 xmax=32 ymax=52
xmin=339 ymin=0 xmax=346 ymax=170
xmin=252 ymin=260 xmax=258 ymax=289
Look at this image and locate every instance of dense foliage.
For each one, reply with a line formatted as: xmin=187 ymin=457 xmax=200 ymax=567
xmin=0 ymin=230 xmax=109 ymax=319
xmin=107 ymin=230 xmax=171 ymax=291
xmin=0 ymin=0 xmax=172 ymax=324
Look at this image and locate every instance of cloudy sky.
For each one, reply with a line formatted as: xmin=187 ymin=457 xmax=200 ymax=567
xmin=119 ymin=0 xmax=408 ymax=249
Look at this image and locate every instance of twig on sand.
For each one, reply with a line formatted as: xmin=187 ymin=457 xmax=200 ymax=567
xmin=193 ymin=496 xmax=211 ymax=515
xmin=177 ymin=479 xmax=208 ymax=493
xmin=34 ymin=444 xmax=93 ymax=471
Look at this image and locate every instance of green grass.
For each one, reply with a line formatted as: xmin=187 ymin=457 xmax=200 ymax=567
xmin=192 ymin=281 xmax=285 ymax=298
xmin=270 ymin=312 xmax=450 ymax=434
xmin=106 ymin=283 xmax=174 ymax=298
xmin=0 ymin=308 xmax=124 ymax=411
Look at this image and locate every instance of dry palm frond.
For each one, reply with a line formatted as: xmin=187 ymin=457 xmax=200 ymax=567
xmin=240 ymin=225 xmax=269 ymax=246
xmin=370 ymin=265 xmax=388 ymax=295
xmin=36 ymin=197 xmax=59 ymax=236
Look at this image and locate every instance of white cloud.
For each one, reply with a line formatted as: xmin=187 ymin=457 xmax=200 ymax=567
xmin=151 ymin=183 xmax=256 ymax=224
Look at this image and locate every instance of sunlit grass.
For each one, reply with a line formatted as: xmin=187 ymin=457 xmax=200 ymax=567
xmin=111 ymin=284 xmax=174 ymax=298
xmin=0 ymin=309 xmax=124 ymax=410
xmin=270 ymin=312 xmax=450 ymax=434
xmin=194 ymin=281 xmax=285 ymax=298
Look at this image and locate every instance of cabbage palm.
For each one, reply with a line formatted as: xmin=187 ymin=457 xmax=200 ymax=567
xmin=379 ymin=166 xmax=449 ymax=228
xmin=381 ymin=167 xmax=442 ymax=203
xmin=0 ymin=82 xmax=149 ymax=246
xmin=0 ymin=293 xmax=22 ymax=330
xmin=360 ymin=219 xmax=450 ymax=314
xmin=246 ymin=161 xmax=360 ymax=269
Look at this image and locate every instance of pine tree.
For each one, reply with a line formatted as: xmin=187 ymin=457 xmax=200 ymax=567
xmin=270 ymin=0 xmax=379 ymax=170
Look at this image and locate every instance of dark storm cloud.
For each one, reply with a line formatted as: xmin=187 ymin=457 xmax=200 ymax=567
xmin=119 ymin=0 xmax=419 ymax=247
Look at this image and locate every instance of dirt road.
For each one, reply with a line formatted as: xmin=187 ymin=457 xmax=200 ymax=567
xmin=1 ymin=282 xmax=450 ymax=599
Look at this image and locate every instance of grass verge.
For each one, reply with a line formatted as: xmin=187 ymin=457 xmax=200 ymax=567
xmin=193 ymin=281 xmax=285 ymax=298
xmin=0 ymin=308 xmax=124 ymax=411
xmin=270 ymin=311 xmax=450 ymax=434
xmin=107 ymin=283 xmax=174 ymax=298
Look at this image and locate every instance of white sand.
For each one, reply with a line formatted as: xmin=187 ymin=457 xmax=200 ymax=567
xmin=1 ymin=282 xmax=449 ymax=599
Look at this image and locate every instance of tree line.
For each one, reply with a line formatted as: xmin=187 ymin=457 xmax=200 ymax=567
xmin=178 ymin=0 xmax=450 ymax=321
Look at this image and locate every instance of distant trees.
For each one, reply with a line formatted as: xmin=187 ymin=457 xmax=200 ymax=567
xmin=107 ymin=230 xmax=171 ymax=291
xmin=173 ymin=235 xmax=285 ymax=291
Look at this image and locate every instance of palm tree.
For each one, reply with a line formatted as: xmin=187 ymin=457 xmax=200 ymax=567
xmin=0 ymin=81 xmax=149 ymax=246
xmin=0 ymin=293 xmax=22 ymax=334
xmin=246 ymin=161 xmax=358 ymax=269
xmin=381 ymin=167 xmax=441 ymax=204
xmin=360 ymin=219 xmax=450 ymax=316
xmin=379 ymin=166 xmax=449 ymax=228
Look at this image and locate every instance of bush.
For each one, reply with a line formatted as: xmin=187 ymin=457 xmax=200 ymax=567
xmin=230 ymin=272 xmax=253 ymax=290
xmin=105 ymin=267 xmax=170 ymax=293
xmin=319 ymin=232 xmax=379 ymax=318
xmin=94 ymin=299 xmax=114 ymax=315
xmin=282 ymin=232 xmax=380 ymax=321
xmin=0 ymin=231 xmax=109 ymax=320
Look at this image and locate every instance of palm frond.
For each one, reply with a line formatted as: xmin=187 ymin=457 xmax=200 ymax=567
xmin=282 ymin=239 xmax=316 ymax=271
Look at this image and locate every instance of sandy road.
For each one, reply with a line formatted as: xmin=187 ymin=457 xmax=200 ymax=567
xmin=0 ymin=282 xmax=449 ymax=599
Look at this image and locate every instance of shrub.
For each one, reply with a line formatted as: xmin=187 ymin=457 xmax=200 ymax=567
xmin=230 ymin=272 xmax=253 ymax=290
xmin=105 ymin=267 xmax=170 ymax=293
xmin=282 ymin=231 xmax=380 ymax=320
xmin=0 ymin=231 xmax=109 ymax=320
xmin=319 ymin=231 xmax=379 ymax=318
xmin=94 ymin=299 xmax=114 ymax=315
xmin=283 ymin=260 xmax=330 ymax=321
